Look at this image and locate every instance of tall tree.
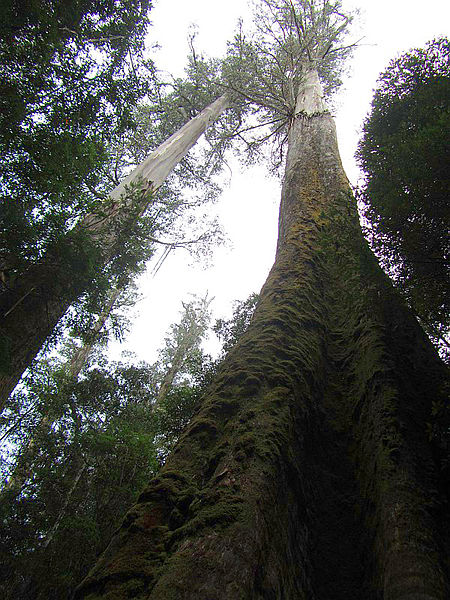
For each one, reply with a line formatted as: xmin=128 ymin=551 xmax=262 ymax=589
xmin=0 ymin=94 xmax=229 ymax=410
xmin=155 ymin=294 xmax=212 ymax=404
xmin=75 ymin=2 xmax=449 ymax=599
xmin=0 ymin=0 xmax=153 ymax=407
xmin=357 ymin=37 xmax=450 ymax=355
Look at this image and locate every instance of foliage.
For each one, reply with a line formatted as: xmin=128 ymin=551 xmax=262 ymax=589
xmin=219 ymin=0 xmax=357 ymax=168
xmin=357 ymin=38 xmax=450 ymax=353
xmin=121 ymin=1 xmax=358 ymax=178
xmin=156 ymin=295 xmax=212 ymax=379
xmin=0 ymin=0 xmax=154 ymax=280
xmin=0 ymin=300 xmax=214 ymax=598
xmin=214 ymin=293 xmax=259 ymax=355
xmin=0 ymin=360 xmax=158 ymax=600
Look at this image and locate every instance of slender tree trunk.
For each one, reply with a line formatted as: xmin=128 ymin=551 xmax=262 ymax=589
xmin=1 ymin=414 xmax=51 ymax=498
xmin=155 ymin=343 xmax=189 ymax=406
xmin=0 ymin=95 xmax=229 ymax=411
xmin=1 ymin=285 xmax=121 ymax=498
xmin=75 ymin=74 xmax=448 ymax=599
xmin=156 ymin=328 xmax=203 ymax=405
xmin=42 ymin=459 xmax=87 ymax=549
xmin=67 ymin=286 xmax=122 ymax=379
xmin=156 ymin=295 xmax=211 ymax=405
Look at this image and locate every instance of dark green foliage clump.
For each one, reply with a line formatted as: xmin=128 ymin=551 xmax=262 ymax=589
xmin=213 ymin=293 xmax=259 ymax=355
xmin=0 ymin=292 xmax=223 ymax=600
xmin=0 ymin=0 xmax=152 ymax=280
xmin=0 ymin=357 xmax=205 ymax=600
xmin=357 ymin=37 xmax=450 ymax=353
xmin=0 ymin=360 xmax=158 ymax=600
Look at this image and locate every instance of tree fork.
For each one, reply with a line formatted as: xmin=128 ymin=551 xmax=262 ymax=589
xmin=75 ymin=73 xmax=448 ymax=598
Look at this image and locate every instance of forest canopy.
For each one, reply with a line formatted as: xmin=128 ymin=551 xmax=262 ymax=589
xmin=0 ymin=0 xmax=153 ymax=276
xmin=358 ymin=37 xmax=450 ymax=355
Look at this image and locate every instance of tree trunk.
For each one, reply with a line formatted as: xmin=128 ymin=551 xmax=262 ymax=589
xmin=156 ymin=307 xmax=209 ymax=405
xmin=67 ymin=286 xmax=122 ymax=379
xmin=75 ymin=74 xmax=448 ymax=599
xmin=42 ymin=459 xmax=87 ymax=550
xmin=0 ymin=95 xmax=229 ymax=411
xmin=1 ymin=414 xmax=51 ymax=498
xmin=155 ymin=343 xmax=189 ymax=407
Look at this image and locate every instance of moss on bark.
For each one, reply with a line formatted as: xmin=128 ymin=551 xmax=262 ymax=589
xmin=75 ymin=109 xmax=448 ymax=599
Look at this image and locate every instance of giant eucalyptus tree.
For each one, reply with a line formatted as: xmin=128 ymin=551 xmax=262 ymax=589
xmin=76 ymin=1 xmax=449 ymax=599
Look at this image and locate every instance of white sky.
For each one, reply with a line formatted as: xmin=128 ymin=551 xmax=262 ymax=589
xmin=109 ymin=0 xmax=450 ymax=363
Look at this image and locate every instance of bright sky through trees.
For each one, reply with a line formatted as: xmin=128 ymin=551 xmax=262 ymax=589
xmin=110 ymin=0 xmax=450 ymax=363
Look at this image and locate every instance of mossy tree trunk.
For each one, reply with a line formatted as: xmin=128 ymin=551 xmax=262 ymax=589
xmin=0 ymin=95 xmax=229 ymax=412
xmin=75 ymin=73 xmax=448 ymax=599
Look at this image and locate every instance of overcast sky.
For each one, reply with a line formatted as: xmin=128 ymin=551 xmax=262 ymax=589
xmin=109 ymin=0 xmax=450 ymax=363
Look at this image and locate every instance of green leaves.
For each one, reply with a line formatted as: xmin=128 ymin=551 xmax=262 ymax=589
xmin=214 ymin=293 xmax=259 ymax=355
xmin=0 ymin=0 xmax=153 ymax=276
xmin=217 ymin=0 xmax=356 ymax=169
xmin=357 ymin=38 xmax=450 ymax=356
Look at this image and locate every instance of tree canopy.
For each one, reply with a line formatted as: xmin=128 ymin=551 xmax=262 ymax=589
xmin=0 ymin=5 xmax=228 ymax=405
xmin=357 ymin=37 xmax=450 ymax=353
xmin=219 ymin=0 xmax=357 ymax=167
xmin=0 ymin=0 xmax=153 ymax=278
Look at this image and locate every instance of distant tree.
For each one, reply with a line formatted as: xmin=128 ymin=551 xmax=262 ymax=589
xmin=357 ymin=37 xmax=450 ymax=354
xmin=214 ymin=293 xmax=259 ymax=355
xmin=155 ymin=295 xmax=212 ymax=404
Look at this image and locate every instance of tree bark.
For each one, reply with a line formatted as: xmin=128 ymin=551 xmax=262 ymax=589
xmin=0 ymin=95 xmax=229 ymax=411
xmin=75 ymin=74 xmax=448 ymax=599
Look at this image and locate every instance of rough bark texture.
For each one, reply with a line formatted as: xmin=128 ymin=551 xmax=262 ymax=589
xmin=75 ymin=82 xmax=448 ymax=599
xmin=0 ymin=96 xmax=228 ymax=411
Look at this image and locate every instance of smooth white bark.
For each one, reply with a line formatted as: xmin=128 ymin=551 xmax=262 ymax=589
xmin=295 ymin=68 xmax=327 ymax=116
xmin=110 ymin=94 xmax=229 ymax=203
